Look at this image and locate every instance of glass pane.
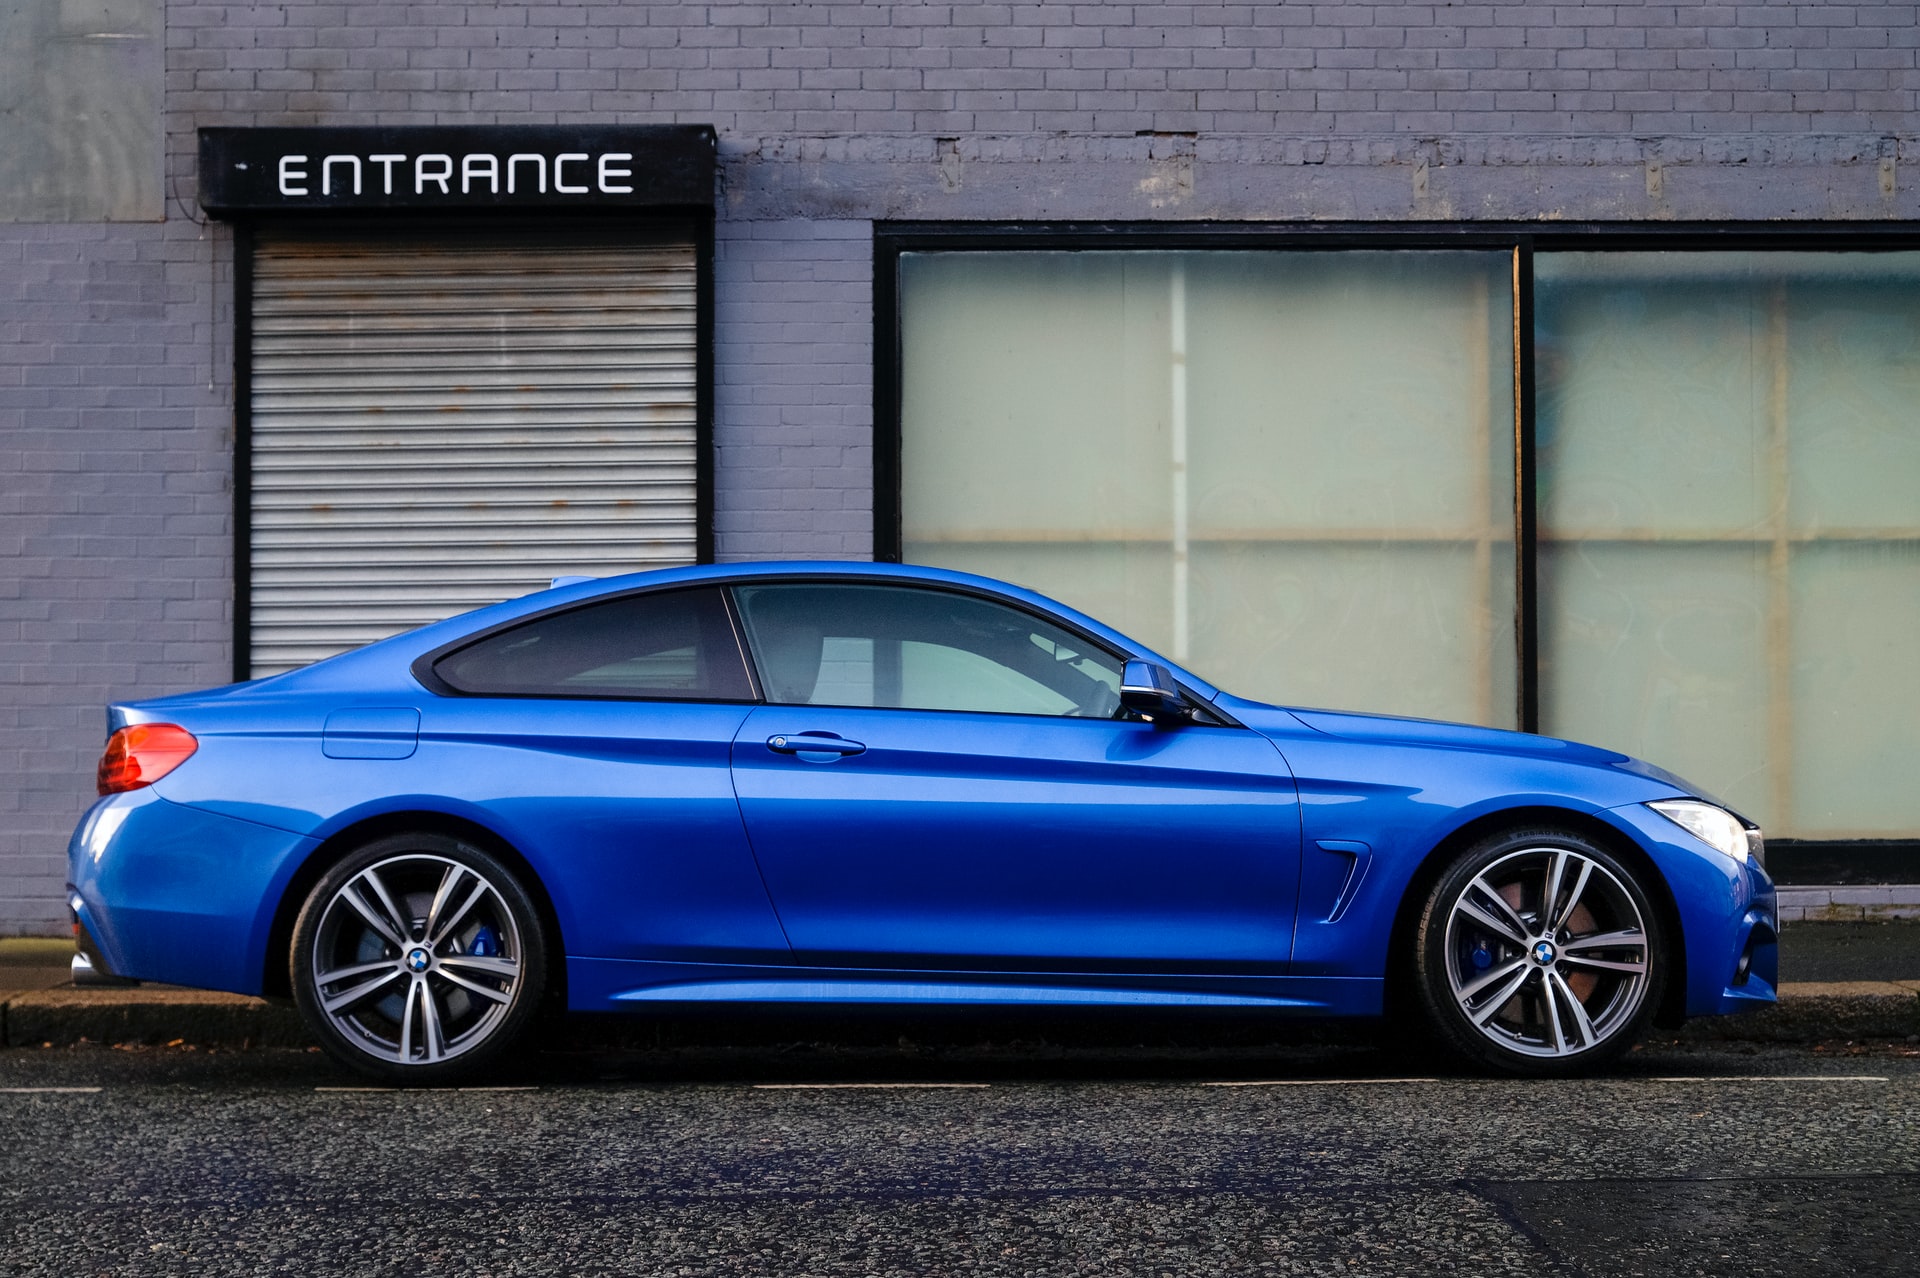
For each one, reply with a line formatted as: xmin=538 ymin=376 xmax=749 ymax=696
xmin=1539 ymin=541 xmax=1772 ymax=819
xmin=900 ymin=249 xmax=1517 ymax=726
xmin=1791 ymin=541 xmax=1920 ymax=837
xmin=733 ymin=583 xmax=1124 ymax=718
xmin=433 ymin=587 xmax=751 ymax=700
xmin=1537 ymin=251 xmax=1920 ymax=837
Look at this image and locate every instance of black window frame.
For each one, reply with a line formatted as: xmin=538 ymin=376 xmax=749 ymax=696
xmin=874 ymin=220 xmax=1920 ymax=871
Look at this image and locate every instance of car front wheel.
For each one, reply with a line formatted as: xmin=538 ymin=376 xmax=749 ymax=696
xmin=1413 ymin=828 xmax=1665 ymax=1076
xmin=290 ymin=833 xmax=547 ymax=1084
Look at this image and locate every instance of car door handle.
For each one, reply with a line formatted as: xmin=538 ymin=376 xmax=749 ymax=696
xmin=766 ymin=733 xmax=867 ymax=758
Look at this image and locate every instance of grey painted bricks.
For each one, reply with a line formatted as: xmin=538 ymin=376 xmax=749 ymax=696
xmin=4 ymin=1 xmax=1920 ymax=932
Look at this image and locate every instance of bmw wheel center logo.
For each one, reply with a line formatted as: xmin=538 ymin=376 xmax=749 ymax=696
xmin=406 ymin=948 xmax=431 ymax=973
xmin=1532 ymin=940 xmax=1557 ymax=966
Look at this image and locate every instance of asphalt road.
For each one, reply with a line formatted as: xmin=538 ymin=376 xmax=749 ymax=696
xmin=3 ymin=1040 xmax=1917 ymax=1277
xmin=1778 ymin=919 xmax=1920 ymax=982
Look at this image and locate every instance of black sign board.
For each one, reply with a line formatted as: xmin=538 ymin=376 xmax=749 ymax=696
xmin=199 ymin=125 xmax=715 ymax=214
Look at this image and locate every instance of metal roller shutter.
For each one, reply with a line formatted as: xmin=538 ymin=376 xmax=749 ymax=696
xmin=247 ymin=231 xmax=699 ymax=676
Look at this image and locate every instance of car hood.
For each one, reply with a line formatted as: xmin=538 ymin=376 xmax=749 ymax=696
xmin=1217 ymin=697 xmax=1708 ymax=799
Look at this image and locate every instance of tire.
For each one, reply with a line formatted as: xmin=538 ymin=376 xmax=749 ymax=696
xmin=1411 ymin=826 xmax=1666 ymax=1077
xmin=290 ymin=832 xmax=548 ymax=1084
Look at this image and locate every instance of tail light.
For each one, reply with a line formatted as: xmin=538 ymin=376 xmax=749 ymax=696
xmin=96 ymin=723 xmax=198 ymax=795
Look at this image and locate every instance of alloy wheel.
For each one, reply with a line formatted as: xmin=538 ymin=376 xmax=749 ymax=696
xmin=307 ymin=852 xmax=526 ymax=1067
xmin=1440 ymin=844 xmax=1652 ymax=1060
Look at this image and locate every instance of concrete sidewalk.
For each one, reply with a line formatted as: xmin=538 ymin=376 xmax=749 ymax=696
xmin=5 ymin=921 xmax=1919 ymax=1051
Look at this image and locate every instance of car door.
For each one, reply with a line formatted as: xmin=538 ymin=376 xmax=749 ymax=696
xmin=416 ymin=584 xmax=790 ymax=966
xmin=726 ymin=580 xmax=1301 ymax=971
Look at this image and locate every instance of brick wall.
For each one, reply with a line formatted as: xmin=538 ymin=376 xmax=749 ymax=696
xmin=3 ymin=0 xmax=1918 ymax=930
xmin=0 ymin=220 xmax=234 ymax=932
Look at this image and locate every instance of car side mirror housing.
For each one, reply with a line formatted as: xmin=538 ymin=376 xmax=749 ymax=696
xmin=1119 ymin=660 xmax=1193 ymax=723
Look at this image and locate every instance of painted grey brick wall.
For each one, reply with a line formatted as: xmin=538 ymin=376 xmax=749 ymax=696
xmin=4 ymin=0 xmax=1920 ymax=931
xmin=0 ymin=220 xmax=234 ymax=932
xmin=160 ymin=1 xmax=1920 ymax=140
xmin=713 ymin=218 xmax=873 ymax=560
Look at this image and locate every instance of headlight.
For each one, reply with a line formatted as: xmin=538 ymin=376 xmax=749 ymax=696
xmin=1647 ymin=799 xmax=1754 ymax=862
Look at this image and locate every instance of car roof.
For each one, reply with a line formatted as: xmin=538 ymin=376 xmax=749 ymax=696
xmin=266 ymin=561 xmax=1224 ymax=701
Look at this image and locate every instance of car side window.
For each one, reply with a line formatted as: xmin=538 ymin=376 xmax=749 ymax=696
xmin=731 ymin=583 xmax=1125 ymax=718
xmin=432 ymin=586 xmax=754 ymax=701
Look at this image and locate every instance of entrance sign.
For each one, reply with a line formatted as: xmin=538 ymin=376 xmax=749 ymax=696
xmin=199 ymin=126 xmax=714 ymax=214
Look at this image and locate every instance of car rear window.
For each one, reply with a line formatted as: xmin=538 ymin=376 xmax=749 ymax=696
xmin=432 ymin=586 xmax=754 ymax=701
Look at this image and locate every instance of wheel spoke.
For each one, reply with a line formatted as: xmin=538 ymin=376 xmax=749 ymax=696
xmin=1456 ymin=895 xmax=1530 ymax=950
xmin=1458 ymin=955 xmax=1531 ymax=1002
xmin=1543 ymin=976 xmax=1568 ymax=1053
xmin=315 ymin=959 xmax=400 ymax=986
xmin=1551 ymin=858 xmax=1595 ymax=933
xmin=1467 ymin=875 xmax=1532 ymax=940
xmin=1547 ymin=970 xmax=1597 ymax=1051
xmin=417 ymin=979 xmax=446 ymax=1063
xmin=320 ymin=967 xmax=404 ymax=1015
xmin=1542 ymin=851 xmax=1569 ymax=932
xmin=435 ymin=967 xmax=512 ymax=1006
xmin=422 ymin=865 xmax=470 ymax=949
xmin=427 ymin=880 xmax=490 ymax=951
xmin=439 ymin=953 xmax=519 ymax=980
xmin=398 ymin=975 xmax=422 ymax=1060
xmin=339 ymin=883 xmax=408 ymax=951
xmin=1562 ymin=928 xmax=1645 ymax=954
xmin=355 ymin=868 xmax=416 ymax=946
xmin=1560 ymin=953 xmax=1649 ymax=975
xmin=1468 ymin=965 xmax=1533 ymax=1027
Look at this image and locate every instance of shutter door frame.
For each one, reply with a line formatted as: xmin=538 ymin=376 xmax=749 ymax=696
xmin=231 ymin=215 xmax=714 ymax=681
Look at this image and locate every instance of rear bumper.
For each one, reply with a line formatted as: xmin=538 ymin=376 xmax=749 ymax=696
xmin=67 ymin=902 xmax=139 ymax=986
xmin=66 ymin=788 xmax=321 ymax=996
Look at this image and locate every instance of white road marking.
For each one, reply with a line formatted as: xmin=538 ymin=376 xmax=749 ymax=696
xmin=314 ymin=1085 xmax=540 ymax=1093
xmin=1203 ymin=1078 xmax=1442 ymax=1087
xmin=1646 ymin=1075 xmax=1889 ymax=1083
xmin=0 ymin=1086 xmax=102 ymax=1094
xmin=752 ymin=1082 xmax=990 ymax=1090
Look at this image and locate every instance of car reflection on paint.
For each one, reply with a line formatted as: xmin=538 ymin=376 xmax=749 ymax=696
xmin=68 ymin=562 xmax=1777 ymax=1082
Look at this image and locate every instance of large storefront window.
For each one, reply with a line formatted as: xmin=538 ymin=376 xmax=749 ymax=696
xmin=1536 ymin=252 xmax=1920 ymax=838
xmin=899 ymin=250 xmax=1518 ymax=728
xmin=892 ymin=239 xmax=1920 ymax=844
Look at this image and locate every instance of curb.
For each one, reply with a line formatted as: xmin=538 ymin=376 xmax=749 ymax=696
xmin=2 ymin=988 xmax=310 ymax=1050
xmin=2 ymin=986 xmax=1915 ymax=1052
xmin=1777 ymin=884 xmax=1920 ymax=922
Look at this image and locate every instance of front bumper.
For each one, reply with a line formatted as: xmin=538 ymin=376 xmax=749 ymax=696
xmin=1601 ymin=801 xmax=1777 ymax=1019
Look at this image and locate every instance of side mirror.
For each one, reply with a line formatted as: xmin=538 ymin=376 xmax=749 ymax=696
xmin=1119 ymin=660 xmax=1193 ymax=724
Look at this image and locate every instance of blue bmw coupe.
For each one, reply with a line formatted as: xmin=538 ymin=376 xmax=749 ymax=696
xmin=68 ymin=562 xmax=1776 ymax=1081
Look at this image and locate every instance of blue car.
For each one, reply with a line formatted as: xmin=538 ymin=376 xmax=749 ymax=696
xmin=68 ymin=562 xmax=1776 ymax=1081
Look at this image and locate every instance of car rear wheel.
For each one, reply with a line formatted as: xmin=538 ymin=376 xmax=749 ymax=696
xmin=1412 ymin=827 xmax=1665 ymax=1076
xmin=290 ymin=833 xmax=547 ymax=1084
